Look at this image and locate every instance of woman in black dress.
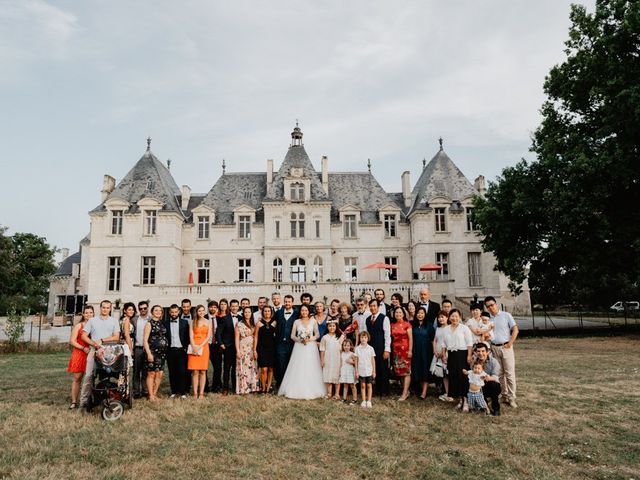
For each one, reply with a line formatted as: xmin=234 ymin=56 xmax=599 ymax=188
xmin=337 ymin=302 xmax=356 ymax=344
xmin=253 ymin=305 xmax=277 ymax=393
xmin=411 ymin=306 xmax=436 ymax=399
xmin=143 ymin=305 xmax=168 ymax=401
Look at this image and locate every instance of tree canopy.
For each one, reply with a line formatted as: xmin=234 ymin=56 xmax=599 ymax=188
xmin=474 ymin=0 xmax=640 ymax=307
xmin=0 ymin=227 xmax=57 ymax=315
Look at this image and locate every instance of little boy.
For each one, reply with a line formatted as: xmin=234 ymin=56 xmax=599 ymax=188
xmin=463 ymin=361 xmax=490 ymax=414
xmin=354 ymin=331 xmax=376 ymax=408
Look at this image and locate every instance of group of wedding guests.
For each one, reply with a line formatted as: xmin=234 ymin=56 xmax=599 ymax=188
xmin=67 ymin=288 xmax=519 ymax=415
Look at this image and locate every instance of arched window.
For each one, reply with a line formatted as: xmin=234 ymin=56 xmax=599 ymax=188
xmin=291 ymin=183 xmax=305 ymax=201
xmin=272 ymin=257 xmax=283 ymax=283
xmin=290 ymin=257 xmax=306 ymax=283
xmin=290 ymin=212 xmax=305 ymax=238
xmin=313 ymin=256 xmax=323 ymax=282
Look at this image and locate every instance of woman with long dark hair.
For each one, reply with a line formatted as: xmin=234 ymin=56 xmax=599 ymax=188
xmin=236 ymin=306 xmax=259 ymax=394
xmin=441 ymin=309 xmax=473 ymax=411
xmin=188 ymin=305 xmax=211 ymax=399
xmin=411 ymin=306 xmax=435 ymax=399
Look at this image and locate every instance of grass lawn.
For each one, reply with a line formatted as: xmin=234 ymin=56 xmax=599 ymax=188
xmin=1 ymin=336 xmax=639 ymax=479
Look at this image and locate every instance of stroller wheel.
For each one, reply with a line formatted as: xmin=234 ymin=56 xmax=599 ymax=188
xmin=101 ymin=400 xmax=124 ymax=421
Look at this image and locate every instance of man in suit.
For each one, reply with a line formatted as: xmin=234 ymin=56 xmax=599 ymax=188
xmin=271 ymin=292 xmax=283 ymax=315
xmin=418 ymin=287 xmax=441 ymax=326
xmin=206 ymin=300 xmax=220 ymax=393
xmin=216 ymin=299 xmax=240 ymax=395
xmin=164 ymin=304 xmax=190 ymax=399
xmin=132 ymin=301 xmax=151 ymax=398
xmin=299 ymin=292 xmax=315 ymax=316
xmin=374 ymin=288 xmax=392 ymax=318
xmin=274 ymin=294 xmax=298 ymax=385
xmin=365 ymin=299 xmax=391 ymax=396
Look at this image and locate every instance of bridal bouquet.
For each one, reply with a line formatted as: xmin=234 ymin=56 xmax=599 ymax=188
xmin=297 ymin=331 xmax=311 ymax=344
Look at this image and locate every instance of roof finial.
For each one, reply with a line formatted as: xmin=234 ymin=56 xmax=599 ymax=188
xmin=422 ymin=158 xmax=426 ymax=169
xmin=296 ymin=118 xmax=299 ymax=128
xmin=367 ymin=158 xmax=372 ymax=173
xmin=222 ymin=158 xmax=226 ymax=175
xmin=167 ymin=158 xmax=171 ymax=171
xmin=438 ymin=137 xmax=443 ymax=150
xmin=147 ymin=136 xmax=152 ymax=151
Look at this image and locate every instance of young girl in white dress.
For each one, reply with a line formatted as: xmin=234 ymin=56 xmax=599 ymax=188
xmin=339 ymin=338 xmax=358 ymax=404
xmin=320 ymin=320 xmax=343 ymax=399
xmin=278 ymin=305 xmax=326 ymax=400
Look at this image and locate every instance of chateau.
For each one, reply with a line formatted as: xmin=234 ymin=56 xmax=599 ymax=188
xmin=49 ymin=124 xmax=531 ymax=317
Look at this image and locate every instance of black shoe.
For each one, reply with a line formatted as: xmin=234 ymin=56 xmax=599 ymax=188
xmin=492 ymin=409 xmax=501 ymax=417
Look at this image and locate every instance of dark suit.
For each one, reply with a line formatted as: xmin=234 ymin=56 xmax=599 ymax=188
xmin=216 ymin=313 xmax=239 ymax=392
xmin=164 ymin=316 xmax=190 ymax=395
xmin=418 ymin=301 xmax=441 ymax=326
xmin=274 ymin=308 xmax=299 ymax=384
xmin=207 ymin=314 xmax=223 ymax=392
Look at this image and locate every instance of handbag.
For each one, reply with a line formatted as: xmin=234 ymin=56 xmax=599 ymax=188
xmin=187 ymin=344 xmax=202 ymax=356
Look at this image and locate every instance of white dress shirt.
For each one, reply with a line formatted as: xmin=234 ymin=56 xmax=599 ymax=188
xmin=442 ymin=324 xmax=473 ymax=351
xmin=169 ymin=317 xmax=182 ymax=348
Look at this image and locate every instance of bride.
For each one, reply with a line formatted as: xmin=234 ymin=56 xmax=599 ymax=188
xmin=278 ymin=305 xmax=326 ymax=399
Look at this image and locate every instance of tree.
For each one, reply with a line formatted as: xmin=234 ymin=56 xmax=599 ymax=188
xmin=474 ymin=0 xmax=640 ymax=307
xmin=0 ymin=228 xmax=57 ymax=315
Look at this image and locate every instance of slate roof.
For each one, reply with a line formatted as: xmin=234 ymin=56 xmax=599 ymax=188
xmin=327 ymin=173 xmax=404 ymax=224
xmin=410 ymin=147 xmax=477 ymax=214
xmin=201 ymin=173 xmax=267 ymax=225
xmin=265 ymin=145 xmax=329 ymax=201
xmin=91 ymin=149 xmax=182 ymax=214
xmin=54 ymin=251 xmax=81 ymax=277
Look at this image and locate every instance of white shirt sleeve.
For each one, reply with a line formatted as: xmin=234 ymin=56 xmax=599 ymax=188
xmin=463 ymin=325 xmax=473 ymax=347
xmin=383 ymin=317 xmax=391 ymax=352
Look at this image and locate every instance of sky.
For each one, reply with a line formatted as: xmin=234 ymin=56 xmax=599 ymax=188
xmin=0 ymin=0 xmax=595 ymax=258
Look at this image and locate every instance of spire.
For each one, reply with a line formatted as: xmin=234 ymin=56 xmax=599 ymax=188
xmin=222 ymin=158 xmax=226 ymax=175
xmin=367 ymin=158 xmax=372 ymax=173
xmin=422 ymin=158 xmax=426 ymax=169
xmin=167 ymin=158 xmax=171 ymax=171
xmin=438 ymin=137 xmax=443 ymax=150
xmin=146 ymin=136 xmax=152 ymax=152
xmin=291 ymin=120 xmax=303 ymax=147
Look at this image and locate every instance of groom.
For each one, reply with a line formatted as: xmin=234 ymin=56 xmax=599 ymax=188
xmin=275 ymin=294 xmax=298 ymax=385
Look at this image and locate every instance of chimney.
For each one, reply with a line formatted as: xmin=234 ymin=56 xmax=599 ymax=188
xmin=474 ymin=175 xmax=486 ymax=196
xmin=401 ymin=171 xmax=411 ymax=208
xmin=61 ymin=248 xmax=69 ymax=261
xmin=101 ymin=175 xmax=116 ymax=202
xmin=267 ymin=159 xmax=273 ymax=185
xmin=181 ymin=185 xmax=191 ymax=210
xmin=321 ymin=156 xmax=329 ymax=194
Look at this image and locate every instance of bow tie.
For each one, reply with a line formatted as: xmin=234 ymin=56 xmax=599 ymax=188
xmin=171 ymin=319 xmax=178 ymax=323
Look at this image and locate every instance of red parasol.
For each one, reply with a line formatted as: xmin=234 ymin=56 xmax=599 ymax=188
xmin=419 ymin=263 xmax=443 ymax=272
xmin=363 ymin=263 xmax=398 ymax=270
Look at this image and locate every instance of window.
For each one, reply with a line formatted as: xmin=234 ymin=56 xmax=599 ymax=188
xmin=315 ymin=219 xmax=320 ymax=239
xmin=436 ymin=252 xmax=449 ymax=280
xmin=197 ymin=259 xmax=210 ymax=284
xmin=384 ymin=256 xmax=398 ymax=281
xmin=141 ymin=256 xmax=156 ymax=285
xmin=344 ymin=257 xmax=357 ymax=281
xmin=111 ymin=210 xmax=123 ymax=235
xmin=238 ymin=215 xmax=251 ymax=239
xmin=291 ymin=183 xmax=305 ymax=201
xmin=145 ymin=210 xmax=157 ymax=235
xmin=275 ymin=220 xmax=280 ymax=239
xmin=384 ymin=214 xmax=397 ymax=237
xmin=107 ymin=256 xmax=121 ymax=292
xmin=238 ymin=259 xmax=252 ymax=282
xmin=290 ymin=213 xmax=305 ymax=238
xmin=468 ymin=252 xmax=482 ymax=286
xmin=313 ymin=256 xmax=324 ymax=282
xmin=434 ymin=207 xmax=446 ymax=232
xmin=272 ymin=257 xmax=283 ymax=283
xmin=197 ymin=216 xmax=210 ymax=239
xmin=343 ymin=214 xmax=357 ymax=238
xmin=290 ymin=257 xmax=306 ymax=282
xmin=466 ymin=207 xmax=478 ymax=232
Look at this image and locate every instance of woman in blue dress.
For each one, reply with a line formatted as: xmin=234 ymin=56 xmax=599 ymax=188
xmin=411 ymin=306 xmax=436 ymax=399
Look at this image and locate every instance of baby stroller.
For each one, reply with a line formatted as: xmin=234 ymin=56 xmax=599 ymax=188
xmin=89 ymin=342 xmax=133 ymax=421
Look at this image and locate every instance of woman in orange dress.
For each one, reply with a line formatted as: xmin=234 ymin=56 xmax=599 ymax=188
xmin=67 ymin=305 xmax=94 ymax=409
xmin=188 ymin=305 xmax=211 ymax=399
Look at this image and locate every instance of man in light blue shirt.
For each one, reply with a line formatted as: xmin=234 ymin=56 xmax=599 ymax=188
xmin=484 ymin=296 xmax=519 ymax=408
xmin=79 ymin=300 xmax=120 ymax=408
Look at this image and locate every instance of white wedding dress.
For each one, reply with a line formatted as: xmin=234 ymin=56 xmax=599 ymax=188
xmin=278 ymin=319 xmax=326 ymax=399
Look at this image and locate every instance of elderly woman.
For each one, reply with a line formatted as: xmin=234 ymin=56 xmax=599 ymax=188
xmin=441 ymin=308 xmax=473 ymax=411
xmin=411 ymin=306 xmax=435 ymax=399
xmin=143 ymin=305 xmax=169 ymax=401
xmin=391 ymin=306 xmax=413 ymax=401
xmin=337 ymin=302 xmax=356 ymax=344
xmin=313 ymin=302 xmax=329 ymax=339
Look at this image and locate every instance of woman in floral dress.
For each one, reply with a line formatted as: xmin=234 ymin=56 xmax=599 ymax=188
xmin=235 ymin=306 xmax=259 ymax=394
xmin=391 ymin=306 xmax=413 ymax=401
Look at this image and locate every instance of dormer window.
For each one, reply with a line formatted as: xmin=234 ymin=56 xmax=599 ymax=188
xmin=434 ymin=207 xmax=447 ymax=232
xmin=144 ymin=210 xmax=157 ymax=235
xmin=111 ymin=210 xmax=123 ymax=235
xmin=343 ymin=214 xmax=357 ymax=239
xmin=238 ymin=215 xmax=251 ymax=239
xmin=291 ymin=183 xmax=304 ymax=202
